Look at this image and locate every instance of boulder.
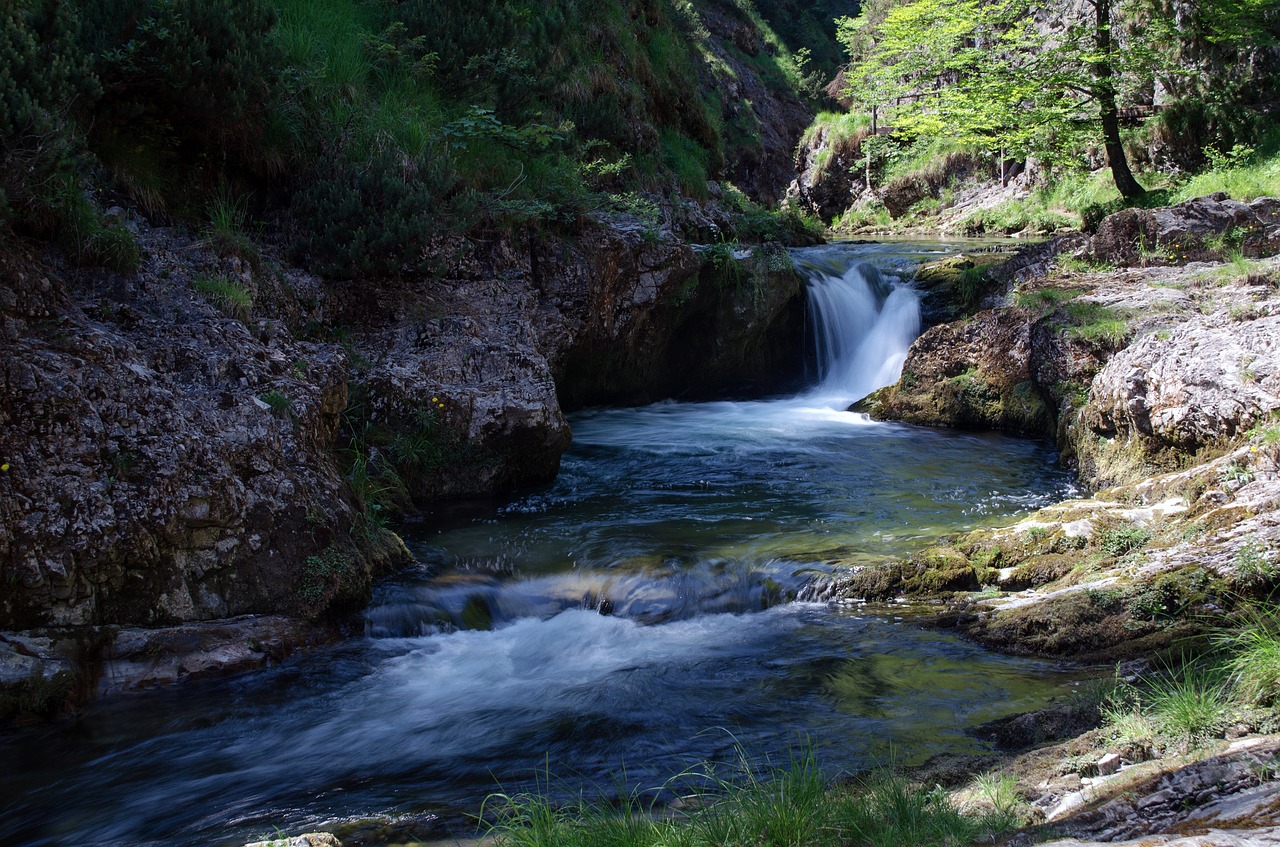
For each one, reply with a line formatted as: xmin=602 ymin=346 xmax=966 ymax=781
xmin=1083 ymin=315 xmax=1280 ymax=453
xmin=866 ymin=306 xmax=1052 ymax=435
xmin=1091 ymin=194 xmax=1280 ymax=266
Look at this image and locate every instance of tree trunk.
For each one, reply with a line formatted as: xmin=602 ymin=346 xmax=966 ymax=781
xmin=1094 ymin=0 xmax=1146 ymax=201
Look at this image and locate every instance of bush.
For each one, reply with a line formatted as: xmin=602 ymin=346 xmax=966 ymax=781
xmin=85 ymin=0 xmax=283 ymax=166
xmin=0 ymin=0 xmax=98 ymax=226
xmin=291 ymin=144 xmax=456 ymax=278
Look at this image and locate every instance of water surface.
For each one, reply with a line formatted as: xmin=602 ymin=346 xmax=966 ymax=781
xmin=0 ymin=240 xmax=1079 ymax=847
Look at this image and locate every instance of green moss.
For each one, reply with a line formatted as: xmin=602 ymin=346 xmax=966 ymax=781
xmin=0 ymin=668 xmax=74 ymax=724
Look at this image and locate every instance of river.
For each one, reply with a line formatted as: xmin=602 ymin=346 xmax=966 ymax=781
xmin=0 ymin=240 xmax=1080 ymax=847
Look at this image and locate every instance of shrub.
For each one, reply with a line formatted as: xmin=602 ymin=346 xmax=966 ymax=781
xmin=0 ymin=0 xmax=99 ymax=226
xmin=291 ymin=145 xmax=455 ymax=278
xmin=85 ymin=0 xmax=283 ymax=167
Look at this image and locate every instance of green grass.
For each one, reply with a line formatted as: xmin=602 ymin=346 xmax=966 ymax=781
xmin=193 ymin=274 xmax=254 ymax=318
xmin=483 ymin=755 xmax=1022 ymax=847
xmin=1220 ymin=606 xmax=1280 ymax=706
xmin=1145 ymin=660 xmax=1230 ymax=742
xmin=1172 ymin=133 xmax=1280 ymax=204
xmin=1063 ymin=302 xmax=1131 ymax=348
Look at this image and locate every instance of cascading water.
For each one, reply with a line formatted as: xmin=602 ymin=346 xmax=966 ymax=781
xmin=798 ymin=251 xmax=922 ymax=404
xmin=0 ymin=241 xmax=1080 ymax=847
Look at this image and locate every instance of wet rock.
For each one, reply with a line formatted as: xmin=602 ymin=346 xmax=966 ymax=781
xmin=244 ymin=834 xmax=341 ymax=847
xmin=96 ymin=615 xmax=328 ymax=694
xmin=0 ymin=634 xmax=75 ymax=722
xmin=972 ymin=702 xmax=1103 ymax=751
xmin=866 ymin=305 xmax=1052 ymax=435
xmin=913 ymin=252 xmax=1015 ymax=324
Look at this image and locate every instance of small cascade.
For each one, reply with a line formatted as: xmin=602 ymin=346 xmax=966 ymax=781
xmin=796 ymin=251 xmax=922 ymax=404
xmin=363 ymin=561 xmax=807 ymax=638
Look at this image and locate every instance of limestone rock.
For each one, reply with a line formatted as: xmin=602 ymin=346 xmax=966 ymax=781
xmin=0 ymin=238 xmax=406 ymax=630
xmin=1083 ymin=316 xmax=1280 ymax=453
xmin=1091 ymin=194 xmax=1280 ymax=267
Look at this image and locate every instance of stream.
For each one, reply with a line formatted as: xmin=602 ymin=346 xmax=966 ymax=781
xmin=0 ymin=240 xmax=1081 ymax=847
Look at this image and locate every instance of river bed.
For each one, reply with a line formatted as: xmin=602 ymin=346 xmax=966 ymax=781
xmin=0 ymin=240 xmax=1082 ymax=847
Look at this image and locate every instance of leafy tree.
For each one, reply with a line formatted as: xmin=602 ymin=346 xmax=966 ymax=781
xmin=838 ymin=0 xmax=1280 ymax=201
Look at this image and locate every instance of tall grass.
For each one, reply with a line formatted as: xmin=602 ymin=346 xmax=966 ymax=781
xmin=483 ymin=750 xmax=1023 ymax=847
xmin=1171 ymin=129 xmax=1280 ymax=203
xmin=1218 ymin=606 xmax=1280 ymax=706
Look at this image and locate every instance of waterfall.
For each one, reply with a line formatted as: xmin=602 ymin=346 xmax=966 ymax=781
xmin=797 ymin=252 xmax=922 ymax=404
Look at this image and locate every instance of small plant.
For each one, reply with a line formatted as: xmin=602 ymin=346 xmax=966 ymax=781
xmin=1098 ymin=524 xmax=1151 ymax=557
xmin=298 ymin=545 xmax=353 ymax=606
xmin=203 ymin=188 xmax=261 ymax=265
xmin=1219 ymin=460 xmax=1255 ymax=488
xmin=1102 ymin=686 xmax=1159 ymax=751
xmin=259 ymin=390 xmax=292 ymax=417
xmin=193 ymin=274 xmax=253 ymax=319
xmin=969 ymin=771 xmax=1026 ymax=825
xmin=1234 ymin=541 xmax=1279 ymax=590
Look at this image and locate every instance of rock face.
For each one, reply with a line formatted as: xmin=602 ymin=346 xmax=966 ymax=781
xmin=1 ymin=221 xmax=806 ymax=635
xmin=0 ymin=239 xmax=406 ymax=631
xmin=695 ymin=4 xmax=814 ymax=203
xmin=1091 ymin=194 xmax=1280 ymax=266
xmin=786 ymin=124 xmax=869 ymax=222
xmin=1084 ymin=316 xmax=1280 ymax=454
xmin=330 ymin=230 xmax=806 ymax=502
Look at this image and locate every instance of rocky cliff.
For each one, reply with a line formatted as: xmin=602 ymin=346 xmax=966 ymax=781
xmin=0 ymin=218 xmax=805 ymax=716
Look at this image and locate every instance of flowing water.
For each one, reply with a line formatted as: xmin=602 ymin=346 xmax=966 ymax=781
xmin=0 ymin=241 xmax=1080 ymax=847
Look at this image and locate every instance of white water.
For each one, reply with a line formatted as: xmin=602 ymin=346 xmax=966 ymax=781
xmin=802 ymin=253 xmax=921 ymax=406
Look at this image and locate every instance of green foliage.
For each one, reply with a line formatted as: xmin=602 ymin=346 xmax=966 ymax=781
xmin=291 ymin=144 xmax=455 ymax=278
xmin=483 ymin=751 xmax=1021 ymax=847
xmin=194 ymin=274 xmax=253 ymax=319
xmin=298 ymin=544 xmax=353 ymax=606
xmin=1098 ymin=524 xmax=1151 ymax=557
xmin=1233 ymin=541 xmax=1279 ymax=591
xmin=1144 ymin=660 xmax=1230 ymax=742
xmin=86 ymin=0 xmax=283 ymax=167
xmin=1171 ymin=143 xmax=1280 ymax=204
xmin=0 ymin=0 xmax=98 ymax=226
xmin=338 ymin=391 xmax=458 ymax=522
xmin=837 ymin=0 xmax=1278 ymax=200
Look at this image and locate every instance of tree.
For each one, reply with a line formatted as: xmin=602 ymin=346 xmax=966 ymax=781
xmin=838 ymin=0 xmax=1278 ymax=201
